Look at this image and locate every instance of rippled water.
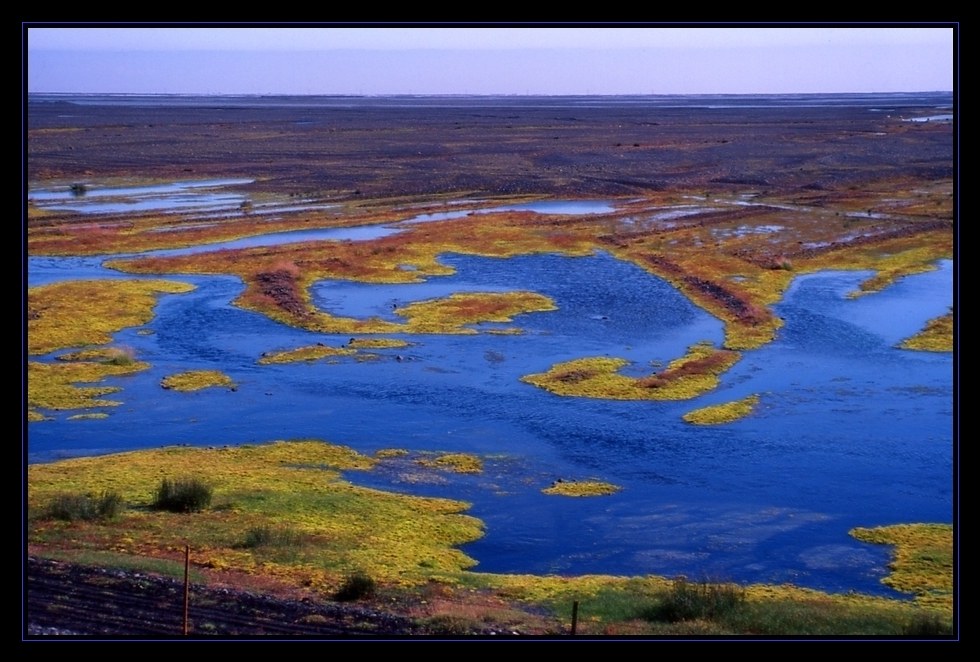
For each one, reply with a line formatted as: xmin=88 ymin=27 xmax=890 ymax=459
xmin=26 ymin=244 xmax=953 ymax=598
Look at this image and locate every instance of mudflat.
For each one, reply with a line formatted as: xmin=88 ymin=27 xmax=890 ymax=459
xmin=27 ymin=94 xmax=952 ymax=200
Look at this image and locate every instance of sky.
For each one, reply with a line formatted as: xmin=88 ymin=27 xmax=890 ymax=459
xmin=25 ymin=25 xmax=955 ymax=96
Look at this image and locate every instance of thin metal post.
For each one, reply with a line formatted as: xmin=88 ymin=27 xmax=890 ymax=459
xmin=183 ymin=545 xmax=190 ymax=636
xmin=571 ymin=600 xmax=579 ymax=635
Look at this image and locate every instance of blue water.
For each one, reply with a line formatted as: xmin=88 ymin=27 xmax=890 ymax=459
xmin=139 ymin=200 xmax=620 ymax=257
xmin=27 ymin=178 xmax=256 ymax=214
xmin=29 ymin=92 xmax=953 ymax=111
xmin=28 ymin=175 xmax=617 ymax=220
xmin=401 ymin=199 xmax=618 ymax=225
xmin=26 ymin=246 xmax=953 ymax=599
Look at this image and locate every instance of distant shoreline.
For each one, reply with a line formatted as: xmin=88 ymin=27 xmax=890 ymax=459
xmin=27 ymin=91 xmax=954 ymax=110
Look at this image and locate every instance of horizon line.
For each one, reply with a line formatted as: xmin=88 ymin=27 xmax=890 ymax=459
xmin=28 ymin=90 xmax=954 ymax=97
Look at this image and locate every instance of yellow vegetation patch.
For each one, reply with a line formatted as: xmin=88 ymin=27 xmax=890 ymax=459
xmin=522 ymin=356 xmax=636 ymax=399
xmin=107 ymin=212 xmax=582 ymax=335
xmin=30 ymin=345 xmax=150 ymax=419
xmin=683 ymin=394 xmax=760 ymax=425
xmin=541 ymin=479 xmax=621 ymax=497
xmin=396 ymin=291 xmax=557 ymax=334
xmin=851 ymin=251 xmax=951 ymax=298
xmin=257 ymin=345 xmax=356 ymax=364
xmin=375 ymin=448 xmax=410 ymax=459
xmin=28 ymin=279 xmax=195 ymax=355
xmin=416 ymin=453 xmax=484 ymax=474
xmin=899 ymin=310 xmax=953 ymax=352
xmin=28 ymin=359 xmax=149 ymax=419
xmin=27 ymin=440 xmax=483 ymax=590
xmin=57 ymin=347 xmax=138 ymax=365
xmin=160 ymin=370 xmax=236 ymax=392
xmin=607 ymin=238 xmax=787 ymax=351
xmin=476 ymin=570 xmax=941 ymax=635
xmin=850 ymin=523 xmax=953 ymax=614
xmin=103 ymin=195 xmax=952 ymax=370
xmin=25 ymin=438 xmax=954 ymax=630
xmin=522 ymin=342 xmax=740 ymax=401
xmin=347 ymin=338 xmax=411 ymax=349
xmin=475 ymin=573 xmax=673 ymax=611
xmin=100 ymin=194 xmax=951 ymax=404
xmin=68 ymin=413 xmax=110 ymax=420
xmin=28 ymin=203 xmax=401 ymax=257
xmin=793 ymin=230 xmax=952 ymax=298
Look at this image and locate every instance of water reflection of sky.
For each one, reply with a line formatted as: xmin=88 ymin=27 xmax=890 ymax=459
xmin=904 ymin=114 xmax=953 ymax=122
xmin=26 ymin=196 xmax=623 ymax=274
xmin=26 ymin=239 xmax=953 ymax=598
xmin=28 ymin=178 xmax=620 ymax=219
xmin=28 ymin=178 xmax=255 ymax=214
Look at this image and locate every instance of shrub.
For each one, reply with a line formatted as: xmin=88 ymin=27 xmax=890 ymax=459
xmin=152 ymin=477 xmax=212 ymax=513
xmin=104 ymin=347 xmax=137 ymax=366
xmin=95 ymin=490 xmax=125 ymax=519
xmin=642 ymin=577 xmax=746 ymax=623
xmin=241 ymin=526 xmax=274 ymax=548
xmin=47 ymin=490 xmax=124 ymax=522
xmin=47 ymin=493 xmax=97 ymax=521
xmin=421 ymin=614 xmax=480 ymax=635
xmin=333 ymin=571 xmax=376 ymax=602
xmin=240 ymin=525 xmax=301 ymax=549
xmin=903 ymin=612 xmax=953 ymax=637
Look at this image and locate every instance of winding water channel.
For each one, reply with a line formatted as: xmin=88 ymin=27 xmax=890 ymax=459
xmin=27 ymin=195 xmax=953 ymax=598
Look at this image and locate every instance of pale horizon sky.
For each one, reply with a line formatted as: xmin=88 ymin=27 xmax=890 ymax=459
xmin=25 ymin=25 xmax=956 ymax=96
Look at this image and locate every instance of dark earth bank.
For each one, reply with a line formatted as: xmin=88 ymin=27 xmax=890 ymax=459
xmin=25 ymin=556 xmax=557 ymax=639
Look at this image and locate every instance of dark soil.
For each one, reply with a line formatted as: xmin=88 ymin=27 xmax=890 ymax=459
xmin=24 ymin=556 xmax=536 ymax=639
xmin=27 ymin=95 xmax=953 ymax=200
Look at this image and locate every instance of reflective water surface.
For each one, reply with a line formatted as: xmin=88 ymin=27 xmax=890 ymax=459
xmin=27 ymin=233 xmax=952 ymax=599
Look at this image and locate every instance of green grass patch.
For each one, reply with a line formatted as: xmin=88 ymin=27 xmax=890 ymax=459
xmin=238 ymin=525 xmax=303 ymax=549
xmin=640 ymin=577 xmax=746 ymax=623
xmin=34 ymin=549 xmax=208 ymax=584
xmin=25 ymin=440 xmax=954 ymax=635
xmin=28 ymin=440 xmax=483 ymax=590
